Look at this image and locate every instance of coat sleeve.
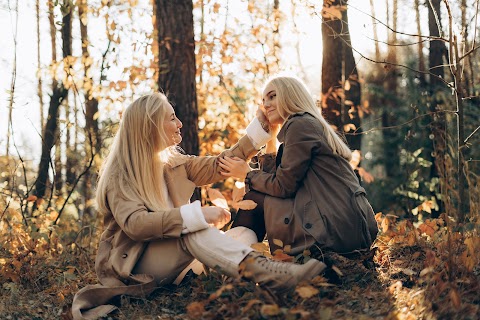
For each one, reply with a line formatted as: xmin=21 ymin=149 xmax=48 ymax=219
xmin=247 ymin=118 xmax=320 ymax=198
xmin=106 ymin=187 xmax=184 ymax=242
xmin=183 ymin=134 xmax=259 ymax=186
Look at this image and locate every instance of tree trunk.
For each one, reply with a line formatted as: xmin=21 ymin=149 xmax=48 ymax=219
xmin=321 ymin=0 xmax=361 ymax=152
xmin=369 ymin=0 xmax=380 ymax=62
xmin=37 ymin=0 xmax=45 ymax=129
xmin=415 ymin=0 xmax=426 ymax=86
xmin=156 ymin=0 xmax=199 ymax=156
xmin=6 ymin=0 xmax=19 ymax=160
xmin=34 ymin=1 xmax=72 ymax=200
xmin=79 ymin=0 xmax=101 ymax=217
xmin=382 ymin=0 xmax=399 ymax=178
xmin=428 ymin=0 xmax=447 ymax=217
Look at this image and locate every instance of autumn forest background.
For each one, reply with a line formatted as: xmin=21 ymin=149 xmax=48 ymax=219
xmin=0 ymin=0 xmax=479 ymax=319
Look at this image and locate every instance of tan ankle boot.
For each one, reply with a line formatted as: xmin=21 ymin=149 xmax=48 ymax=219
xmin=239 ymin=252 xmax=326 ymax=294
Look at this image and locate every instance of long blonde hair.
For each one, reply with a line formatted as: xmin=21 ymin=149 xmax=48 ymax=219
xmin=267 ymin=76 xmax=352 ymax=160
xmin=96 ymin=93 xmax=176 ymax=214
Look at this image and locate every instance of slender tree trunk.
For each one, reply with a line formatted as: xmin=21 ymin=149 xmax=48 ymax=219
xmin=382 ymin=0 xmax=399 ymax=178
xmin=37 ymin=0 xmax=45 ymax=129
xmin=415 ymin=0 xmax=426 ymax=85
xmin=369 ymin=0 xmax=381 ymax=62
xmin=6 ymin=0 xmax=19 ymax=160
xmin=428 ymin=0 xmax=447 ymax=217
xmin=156 ymin=0 xmax=199 ymax=156
xmin=78 ymin=0 xmax=101 ymax=217
xmin=35 ymin=1 xmax=72 ymax=200
xmin=321 ymin=0 xmax=361 ymax=154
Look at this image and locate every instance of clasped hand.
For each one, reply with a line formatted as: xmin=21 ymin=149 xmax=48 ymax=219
xmin=201 ymin=206 xmax=231 ymax=229
xmin=218 ymin=156 xmax=251 ymax=180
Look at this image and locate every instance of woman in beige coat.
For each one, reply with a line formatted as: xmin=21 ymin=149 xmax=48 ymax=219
xmin=71 ymin=92 xmax=326 ymax=319
xmin=219 ymin=76 xmax=378 ymax=257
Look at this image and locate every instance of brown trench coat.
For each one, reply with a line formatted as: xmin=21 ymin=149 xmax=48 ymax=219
xmin=246 ymin=112 xmax=378 ymax=256
xmin=72 ymin=135 xmax=257 ymax=320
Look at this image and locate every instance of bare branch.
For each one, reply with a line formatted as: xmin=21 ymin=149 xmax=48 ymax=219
xmin=346 ymin=110 xmax=457 ymax=136
xmin=316 ymin=12 xmax=456 ymax=90
xmin=464 ymin=125 xmax=480 ymax=145
xmin=348 ymin=1 xmax=448 ymax=42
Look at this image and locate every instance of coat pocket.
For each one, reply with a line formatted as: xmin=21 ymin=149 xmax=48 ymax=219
xmin=303 ymin=201 xmax=330 ymax=248
xmin=350 ymin=187 xmax=377 ymax=248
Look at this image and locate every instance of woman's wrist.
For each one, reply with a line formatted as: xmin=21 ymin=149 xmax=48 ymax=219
xmin=259 ymin=120 xmax=270 ymax=133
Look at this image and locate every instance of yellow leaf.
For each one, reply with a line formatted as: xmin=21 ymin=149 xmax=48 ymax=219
xmin=343 ymin=123 xmax=357 ymax=132
xmin=273 ymin=238 xmax=283 ymax=248
xmin=207 ymin=188 xmax=228 ymax=209
xmin=93 ymin=111 xmax=100 ymax=121
xmin=296 ymin=285 xmax=319 ymax=299
xmin=272 ymin=249 xmax=293 ymax=262
xmin=381 ymin=218 xmax=389 ymax=233
xmin=260 ymin=304 xmax=280 ymax=317
xmin=419 ymin=267 xmax=434 ymax=277
xmin=233 ymin=200 xmax=257 ymax=210
xmin=232 ymin=181 xmax=245 ymax=203
xmin=344 ymin=80 xmax=351 ymax=91
xmin=331 ymin=265 xmax=343 ymax=277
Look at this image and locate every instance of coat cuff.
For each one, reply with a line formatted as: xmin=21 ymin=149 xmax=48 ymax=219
xmin=180 ymin=200 xmax=209 ymax=234
xmin=246 ymin=118 xmax=272 ymax=150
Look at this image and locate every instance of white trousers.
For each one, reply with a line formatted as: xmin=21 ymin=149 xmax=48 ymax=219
xmin=132 ymin=226 xmax=257 ymax=285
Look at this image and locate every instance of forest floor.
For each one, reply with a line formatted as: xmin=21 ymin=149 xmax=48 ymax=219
xmin=0 ymin=213 xmax=479 ymax=319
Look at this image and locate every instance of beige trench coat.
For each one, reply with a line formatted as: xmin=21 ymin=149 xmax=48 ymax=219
xmin=246 ymin=112 xmax=378 ymax=256
xmin=72 ymin=135 xmax=257 ymax=320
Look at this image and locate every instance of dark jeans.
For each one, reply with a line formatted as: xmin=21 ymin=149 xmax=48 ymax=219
xmin=231 ymin=190 xmax=266 ymax=242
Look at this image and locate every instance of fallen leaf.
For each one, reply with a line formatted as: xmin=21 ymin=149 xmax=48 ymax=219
xmin=296 ymin=285 xmax=319 ymax=299
xmin=260 ymin=304 xmax=280 ymax=317
xmin=186 ymin=302 xmax=205 ymax=318
xmin=272 ymin=239 xmax=283 ymax=247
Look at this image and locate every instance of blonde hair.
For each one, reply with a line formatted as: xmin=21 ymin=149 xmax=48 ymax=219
xmin=96 ymin=93 xmax=177 ymax=214
xmin=266 ymin=76 xmax=352 ymax=160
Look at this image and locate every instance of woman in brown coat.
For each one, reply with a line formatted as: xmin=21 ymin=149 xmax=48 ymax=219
xmin=71 ymin=92 xmax=326 ymax=319
xmin=219 ymin=76 xmax=378 ymax=257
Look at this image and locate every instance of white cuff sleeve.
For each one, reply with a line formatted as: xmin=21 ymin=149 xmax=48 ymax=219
xmin=180 ymin=200 xmax=209 ymax=234
xmin=246 ymin=117 xmax=272 ymax=150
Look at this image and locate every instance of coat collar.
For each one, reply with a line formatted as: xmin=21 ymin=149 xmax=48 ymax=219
xmin=277 ymin=112 xmax=313 ymax=143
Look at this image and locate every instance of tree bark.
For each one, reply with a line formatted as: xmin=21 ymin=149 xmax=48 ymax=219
xmin=415 ymin=0 xmax=426 ymax=86
xmin=34 ymin=1 xmax=72 ymax=200
xmin=369 ymin=0 xmax=381 ymax=62
xmin=79 ymin=0 xmax=101 ymax=216
xmin=382 ymin=0 xmax=399 ymax=178
xmin=37 ymin=0 xmax=45 ymax=129
xmin=156 ymin=0 xmax=199 ymax=156
xmin=428 ymin=0 xmax=447 ymax=217
xmin=321 ymin=0 xmax=361 ymax=152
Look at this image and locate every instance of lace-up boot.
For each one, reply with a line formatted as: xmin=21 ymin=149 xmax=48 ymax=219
xmin=240 ymin=252 xmax=326 ymax=294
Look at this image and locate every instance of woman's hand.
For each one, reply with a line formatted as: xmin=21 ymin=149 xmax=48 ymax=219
xmin=218 ymin=156 xmax=251 ymax=180
xmin=201 ymin=206 xmax=231 ymax=229
xmin=257 ymin=106 xmax=280 ymax=137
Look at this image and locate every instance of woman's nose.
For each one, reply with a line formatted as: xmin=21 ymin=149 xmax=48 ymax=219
xmin=177 ymin=118 xmax=183 ymax=128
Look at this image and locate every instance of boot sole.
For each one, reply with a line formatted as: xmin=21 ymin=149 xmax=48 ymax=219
xmin=299 ymin=259 xmax=327 ymax=282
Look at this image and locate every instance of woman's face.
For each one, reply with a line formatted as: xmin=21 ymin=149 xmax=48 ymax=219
xmin=163 ymin=103 xmax=183 ymax=146
xmin=262 ymin=83 xmax=283 ymax=125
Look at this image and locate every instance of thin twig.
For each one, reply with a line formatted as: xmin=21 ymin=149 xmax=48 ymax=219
xmin=464 ymin=125 xmax=480 ymax=144
xmin=346 ymin=110 xmax=457 ymax=136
